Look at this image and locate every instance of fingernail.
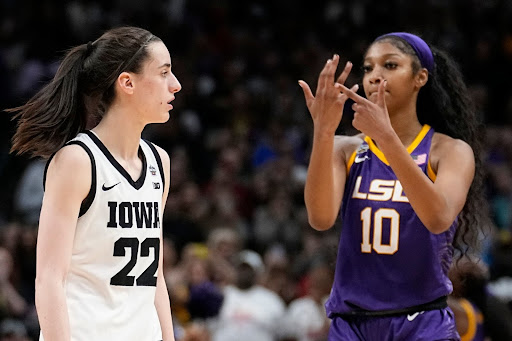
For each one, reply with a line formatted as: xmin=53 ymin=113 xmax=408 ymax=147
xmin=347 ymin=61 xmax=352 ymax=67
xmin=354 ymin=84 xmax=359 ymax=91
xmin=327 ymin=59 xmax=331 ymax=64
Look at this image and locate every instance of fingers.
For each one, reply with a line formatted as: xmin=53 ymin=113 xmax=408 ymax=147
xmin=377 ymin=80 xmax=387 ymax=108
xmin=298 ymin=80 xmax=314 ymax=108
xmin=338 ymin=84 xmax=359 ymax=108
xmin=317 ymin=54 xmax=340 ymax=92
xmin=336 ymin=83 xmax=365 ymax=103
xmin=336 ymin=61 xmax=353 ymax=85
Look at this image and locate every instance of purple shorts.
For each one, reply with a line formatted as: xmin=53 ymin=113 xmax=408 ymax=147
xmin=328 ymin=308 xmax=460 ymax=341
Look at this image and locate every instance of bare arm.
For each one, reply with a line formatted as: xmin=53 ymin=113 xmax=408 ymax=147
xmin=339 ymin=81 xmax=474 ymax=234
xmin=36 ymin=145 xmax=91 ymax=341
xmin=377 ymin=132 xmax=474 ymax=233
xmin=299 ymin=54 xmax=359 ymax=230
xmin=153 ymin=145 xmax=175 ymax=341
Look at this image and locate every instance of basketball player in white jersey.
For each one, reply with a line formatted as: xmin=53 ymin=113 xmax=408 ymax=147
xmin=8 ymin=26 xmax=181 ymax=341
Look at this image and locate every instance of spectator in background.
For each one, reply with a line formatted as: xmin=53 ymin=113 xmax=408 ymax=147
xmin=0 ymin=319 xmax=30 ymax=341
xmin=448 ymin=257 xmax=512 ymax=340
xmin=206 ymin=227 xmax=240 ymax=287
xmin=12 ymin=159 xmax=45 ymax=225
xmin=283 ymin=261 xmax=333 ymax=341
xmin=210 ymin=250 xmax=285 ymax=341
xmin=0 ymin=247 xmax=27 ymax=320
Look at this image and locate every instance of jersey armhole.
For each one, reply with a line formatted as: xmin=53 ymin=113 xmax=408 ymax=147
xmin=427 ymin=159 xmax=437 ymax=182
xmin=346 ymin=150 xmax=357 ymax=174
xmin=43 ymin=141 xmax=97 ymax=218
xmin=144 ymin=140 xmax=166 ymax=190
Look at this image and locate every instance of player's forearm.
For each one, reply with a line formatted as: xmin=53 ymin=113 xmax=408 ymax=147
xmin=35 ymin=278 xmax=71 ymax=341
xmin=377 ymin=133 xmax=455 ymax=233
xmin=155 ymin=276 xmax=175 ymax=341
xmin=304 ymin=131 xmax=339 ymax=230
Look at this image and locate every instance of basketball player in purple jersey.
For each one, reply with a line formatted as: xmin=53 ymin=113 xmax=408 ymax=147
xmin=299 ymin=32 xmax=487 ymax=340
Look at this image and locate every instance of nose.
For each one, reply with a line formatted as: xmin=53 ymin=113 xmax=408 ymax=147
xmin=169 ymin=73 xmax=182 ymax=93
xmin=367 ymin=66 xmax=384 ymax=85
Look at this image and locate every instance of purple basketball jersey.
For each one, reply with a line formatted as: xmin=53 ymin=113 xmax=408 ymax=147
xmin=325 ymin=125 xmax=456 ymax=316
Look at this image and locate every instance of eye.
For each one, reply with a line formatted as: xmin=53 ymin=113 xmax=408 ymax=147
xmin=362 ymin=65 xmax=372 ymax=73
xmin=384 ymin=62 xmax=398 ymax=69
xmin=161 ymin=70 xmax=169 ymax=77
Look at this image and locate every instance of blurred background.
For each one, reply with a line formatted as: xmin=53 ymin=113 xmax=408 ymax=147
xmin=1 ymin=0 xmax=512 ymax=340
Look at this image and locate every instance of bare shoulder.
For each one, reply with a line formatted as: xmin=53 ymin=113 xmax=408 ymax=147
xmin=49 ymin=144 xmax=91 ymax=174
xmin=431 ymin=132 xmax=474 ymax=164
xmin=334 ymin=133 xmax=365 ymax=161
xmin=45 ymin=144 xmax=92 ymax=199
xmin=150 ymin=143 xmax=170 ymax=166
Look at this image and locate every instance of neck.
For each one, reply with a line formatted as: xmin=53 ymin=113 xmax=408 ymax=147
xmin=388 ymin=103 xmax=423 ymax=147
xmin=92 ymin=104 xmax=145 ymax=160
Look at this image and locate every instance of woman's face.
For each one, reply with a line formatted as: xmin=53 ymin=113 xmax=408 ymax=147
xmin=132 ymin=41 xmax=182 ymax=124
xmin=362 ymin=41 xmax=426 ymax=114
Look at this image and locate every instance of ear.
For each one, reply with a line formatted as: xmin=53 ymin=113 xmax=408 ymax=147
xmin=415 ymin=68 xmax=429 ymax=90
xmin=116 ymin=71 xmax=135 ymax=95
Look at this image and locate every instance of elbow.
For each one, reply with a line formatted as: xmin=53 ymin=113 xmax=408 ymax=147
xmin=35 ymin=273 xmax=66 ymax=300
xmin=422 ymin=215 xmax=455 ymax=235
xmin=308 ymin=215 xmax=335 ymax=231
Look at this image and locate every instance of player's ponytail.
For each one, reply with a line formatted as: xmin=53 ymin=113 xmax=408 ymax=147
xmin=419 ymin=47 xmax=490 ymax=262
xmin=8 ymin=44 xmax=89 ymax=158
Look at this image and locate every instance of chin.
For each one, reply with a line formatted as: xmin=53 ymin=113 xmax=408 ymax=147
xmin=161 ymin=111 xmax=171 ymax=123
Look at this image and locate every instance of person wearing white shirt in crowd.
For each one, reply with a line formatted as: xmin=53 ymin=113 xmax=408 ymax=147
xmin=210 ymin=250 xmax=285 ymax=341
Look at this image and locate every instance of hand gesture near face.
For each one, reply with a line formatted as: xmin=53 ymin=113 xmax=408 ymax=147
xmin=299 ymin=54 xmax=358 ymax=135
xmin=338 ymin=80 xmax=393 ymax=143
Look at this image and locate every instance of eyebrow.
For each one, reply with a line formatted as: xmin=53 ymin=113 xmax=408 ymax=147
xmin=158 ymin=63 xmax=171 ymax=68
xmin=364 ymin=53 xmax=401 ymax=61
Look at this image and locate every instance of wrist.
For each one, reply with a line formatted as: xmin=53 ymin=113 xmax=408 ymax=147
xmin=313 ymin=127 xmax=336 ymax=141
xmin=372 ymin=129 xmax=398 ymax=148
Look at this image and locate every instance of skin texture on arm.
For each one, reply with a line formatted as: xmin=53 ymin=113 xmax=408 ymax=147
xmin=35 ymin=145 xmax=91 ymax=341
xmin=153 ymin=144 xmax=175 ymax=341
xmin=339 ymin=81 xmax=475 ymax=234
xmin=299 ymin=54 xmax=360 ymax=230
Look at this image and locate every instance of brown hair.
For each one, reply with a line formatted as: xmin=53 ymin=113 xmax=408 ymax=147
xmin=8 ymin=26 xmax=161 ymax=158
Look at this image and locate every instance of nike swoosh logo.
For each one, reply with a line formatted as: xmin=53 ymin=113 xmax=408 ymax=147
xmin=407 ymin=311 xmax=425 ymax=321
xmin=354 ymin=155 xmax=369 ymax=163
xmin=102 ymin=182 xmax=121 ymax=191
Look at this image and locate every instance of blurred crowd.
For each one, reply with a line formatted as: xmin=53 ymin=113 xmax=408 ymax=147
xmin=1 ymin=0 xmax=512 ymax=340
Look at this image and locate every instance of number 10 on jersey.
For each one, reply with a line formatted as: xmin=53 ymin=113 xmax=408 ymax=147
xmin=360 ymin=207 xmax=400 ymax=255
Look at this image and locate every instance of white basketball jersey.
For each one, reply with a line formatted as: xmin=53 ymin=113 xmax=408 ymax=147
xmin=40 ymin=131 xmax=165 ymax=341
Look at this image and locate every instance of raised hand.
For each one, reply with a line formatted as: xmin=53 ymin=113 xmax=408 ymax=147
xmin=337 ymin=79 xmax=393 ymax=143
xmin=299 ymin=54 xmax=358 ymax=135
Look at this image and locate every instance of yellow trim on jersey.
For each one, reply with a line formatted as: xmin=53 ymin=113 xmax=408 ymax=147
xmin=459 ymin=298 xmax=477 ymax=341
xmin=427 ymin=159 xmax=437 ymax=182
xmin=346 ymin=150 xmax=357 ymax=173
xmin=365 ymin=124 xmax=431 ymax=166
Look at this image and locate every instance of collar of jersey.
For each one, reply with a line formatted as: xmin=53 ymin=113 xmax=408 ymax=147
xmin=85 ymin=130 xmax=147 ymax=190
xmin=365 ymin=124 xmax=431 ymax=166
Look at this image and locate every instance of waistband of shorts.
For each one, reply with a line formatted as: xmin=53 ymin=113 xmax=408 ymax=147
xmin=331 ymin=296 xmax=447 ymax=318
